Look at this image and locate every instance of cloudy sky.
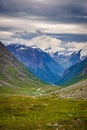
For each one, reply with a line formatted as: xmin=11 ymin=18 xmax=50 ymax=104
xmin=0 ymin=0 xmax=87 ymax=55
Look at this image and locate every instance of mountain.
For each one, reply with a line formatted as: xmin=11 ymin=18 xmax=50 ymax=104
xmin=7 ymin=34 xmax=87 ymax=57
xmin=0 ymin=41 xmax=55 ymax=95
xmin=7 ymin=44 xmax=64 ymax=84
xmin=6 ymin=34 xmax=86 ymax=71
xmin=52 ymin=50 xmax=81 ymax=69
xmin=10 ymin=34 xmax=61 ymax=53
xmin=56 ymin=57 xmax=87 ymax=86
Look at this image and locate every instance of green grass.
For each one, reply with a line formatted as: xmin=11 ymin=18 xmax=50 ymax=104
xmin=0 ymin=82 xmax=58 ymax=97
xmin=0 ymin=96 xmax=87 ymax=130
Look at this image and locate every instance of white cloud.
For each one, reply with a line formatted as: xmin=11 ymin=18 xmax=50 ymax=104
xmin=29 ymin=35 xmax=61 ymax=51
xmin=64 ymin=41 xmax=87 ymax=56
xmin=3 ymin=34 xmax=87 ymax=57
xmin=24 ymin=36 xmax=87 ymax=57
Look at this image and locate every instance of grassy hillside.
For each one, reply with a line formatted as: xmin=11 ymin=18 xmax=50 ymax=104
xmin=0 ymin=95 xmax=87 ymax=130
xmin=52 ymin=79 xmax=87 ymax=99
xmin=0 ymin=41 xmax=56 ymax=96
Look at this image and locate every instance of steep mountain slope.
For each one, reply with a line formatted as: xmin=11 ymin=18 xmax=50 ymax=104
xmin=56 ymin=58 xmax=87 ymax=86
xmin=7 ymin=44 xmax=64 ymax=84
xmin=0 ymin=41 xmax=55 ymax=95
xmin=52 ymin=50 xmax=81 ymax=69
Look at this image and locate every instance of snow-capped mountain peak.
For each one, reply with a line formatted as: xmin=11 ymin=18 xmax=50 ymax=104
xmin=11 ymin=35 xmax=61 ymax=52
xmin=29 ymin=34 xmax=62 ymax=53
xmin=7 ymin=34 xmax=87 ymax=57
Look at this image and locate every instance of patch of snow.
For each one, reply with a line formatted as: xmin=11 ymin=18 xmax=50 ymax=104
xmin=18 ymin=47 xmax=27 ymax=50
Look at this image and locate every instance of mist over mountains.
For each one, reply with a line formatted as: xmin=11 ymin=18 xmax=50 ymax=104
xmin=6 ymin=35 xmax=87 ymax=84
xmin=5 ymin=35 xmax=87 ymax=57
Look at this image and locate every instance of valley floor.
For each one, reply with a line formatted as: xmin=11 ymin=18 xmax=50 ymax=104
xmin=0 ymin=95 xmax=87 ymax=130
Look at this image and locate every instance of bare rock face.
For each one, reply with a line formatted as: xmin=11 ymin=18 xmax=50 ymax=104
xmin=52 ymin=50 xmax=81 ymax=69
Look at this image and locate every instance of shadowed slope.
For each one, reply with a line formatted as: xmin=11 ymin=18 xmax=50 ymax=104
xmin=56 ymin=58 xmax=87 ymax=86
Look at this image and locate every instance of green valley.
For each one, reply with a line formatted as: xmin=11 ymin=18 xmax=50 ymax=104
xmin=0 ymin=41 xmax=87 ymax=130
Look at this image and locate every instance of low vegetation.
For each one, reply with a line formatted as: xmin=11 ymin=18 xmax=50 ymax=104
xmin=52 ymin=79 xmax=87 ymax=99
xmin=0 ymin=95 xmax=87 ymax=130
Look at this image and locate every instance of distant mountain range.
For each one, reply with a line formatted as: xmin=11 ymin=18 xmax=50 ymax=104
xmin=8 ymin=34 xmax=87 ymax=57
xmin=6 ymin=36 xmax=87 ymax=85
xmin=1 ymin=34 xmax=86 ymax=85
xmin=7 ymin=44 xmax=64 ymax=84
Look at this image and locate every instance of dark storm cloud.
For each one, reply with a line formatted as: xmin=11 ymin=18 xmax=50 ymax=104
xmin=11 ymin=31 xmax=40 ymax=40
xmin=0 ymin=26 xmax=16 ymax=31
xmin=48 ymin=33 xmax=87 ymax=42
xmin=0 ymin=0 xmax=87 ymax=24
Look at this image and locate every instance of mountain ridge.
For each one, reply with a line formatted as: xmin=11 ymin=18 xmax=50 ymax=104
xmin=7 ymin=44 xmax=64 ymax=84
xmin=52 ymin=50 xmax=81 ymax=69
